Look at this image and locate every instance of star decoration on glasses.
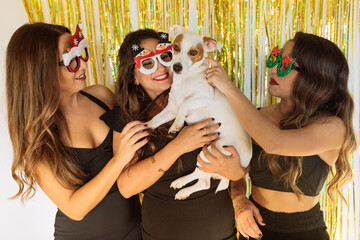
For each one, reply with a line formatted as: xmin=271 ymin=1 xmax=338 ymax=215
xmin=271 ymin=47 xmax=281 ymax=57
xmin=282 ymin=55 xmax=294 ymax=68
xmin=132 ymin=44 xmax=140 ymax=51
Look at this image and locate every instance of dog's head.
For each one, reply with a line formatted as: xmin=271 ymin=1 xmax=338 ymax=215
xmin=169 ymin=25 xmax=222 ymax=75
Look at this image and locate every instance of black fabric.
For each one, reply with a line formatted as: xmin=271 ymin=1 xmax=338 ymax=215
xmin=238 ymin=196 xmax=329 ymax=240
xmin=80 ymin=90 xmax=110 ymax=111
xmin=101 ymin=107 xmax=237 ymax=240
xmin=54 ymin=94 xmax=141 ymax=240
xmin=249 ymin=143 xmax=330 ymax=196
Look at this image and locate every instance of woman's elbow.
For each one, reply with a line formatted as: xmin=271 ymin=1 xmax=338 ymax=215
xmin=117 ymin=182 xmax=137 ymax=199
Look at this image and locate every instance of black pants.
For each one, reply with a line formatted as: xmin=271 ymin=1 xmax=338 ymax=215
xmin=239 ymin=196 xmax=330 ymax=240
xmin=239 ymin=226 xmax=329 ymax=240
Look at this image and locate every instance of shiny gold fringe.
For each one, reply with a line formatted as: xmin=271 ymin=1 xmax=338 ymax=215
xmin=22 ymin=1 xmax=360 ymax=239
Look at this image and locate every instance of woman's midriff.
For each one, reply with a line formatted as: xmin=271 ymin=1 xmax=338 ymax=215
xmin=251 ymin=185 xmax=320 ymax=213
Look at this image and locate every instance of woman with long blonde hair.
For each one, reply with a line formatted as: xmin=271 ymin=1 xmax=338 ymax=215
xmin=201 ymin=32 xmax=357 ymax=240
xmin=6 ymin=22 xmax=147 ymax=239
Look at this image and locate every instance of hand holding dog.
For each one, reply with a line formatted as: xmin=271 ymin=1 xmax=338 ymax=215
xmin=205 ymin=58 xmax=238 ymax=95
xmin=172 ymin=118 xmax=220 ymax=155
xmin=114 ymin=121 xmax=150 ymax=165
xmin=197 ymin=142 xmax=249 ymax=181
xmin=233 ymin=195 xmax=265 ymax=239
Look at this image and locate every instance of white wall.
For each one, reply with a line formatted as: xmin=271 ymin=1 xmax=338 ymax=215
xmin=0 ymin=0 xmax=57 ymax=239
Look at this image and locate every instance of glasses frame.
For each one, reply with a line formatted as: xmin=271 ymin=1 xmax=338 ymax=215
xmin=267 ymin=47 xmax=300 ymax=77
xmin=135 ymin=49 xmax=173 ymax=75
xmin=59 ymin=48 xmax=89 ymax=72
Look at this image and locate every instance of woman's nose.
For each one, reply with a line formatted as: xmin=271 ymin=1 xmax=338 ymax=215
xmin=156 ymin=59 xmax=166 ymax=71
xmin=79 ymin=58 xmax=87 ymax=70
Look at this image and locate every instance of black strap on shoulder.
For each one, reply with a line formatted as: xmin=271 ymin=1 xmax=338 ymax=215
xmin=80 ymin=90 xmax=110 ymax=111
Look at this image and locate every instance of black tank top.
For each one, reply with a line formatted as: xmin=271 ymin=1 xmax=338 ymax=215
xmin=249 ymin=143 xmax=330 ymax=196
xmin=101 ymin=106 xmax=237 ymax=240
xmin=54 ymin=91 xmax=141 ymax=240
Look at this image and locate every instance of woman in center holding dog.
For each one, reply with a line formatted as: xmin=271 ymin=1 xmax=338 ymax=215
xmin=101 ymin=29 xmax=247 ymax=240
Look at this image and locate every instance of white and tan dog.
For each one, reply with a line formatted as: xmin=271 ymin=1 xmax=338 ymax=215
xmin=146 ymin=25 xmax=252 ymax=200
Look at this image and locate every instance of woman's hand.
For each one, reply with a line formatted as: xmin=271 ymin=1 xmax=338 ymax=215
xmin=172 ymin=118 xmax=220 ymax=154
xmin=233 ymin=195 xmax=265 ymax=239
xmin=205 ymin=58 xmax=237 ymax=94
xmin=114 ymin=121 xmax=150 ymax=165
xmin=197 ymin=143 xmax=249 ymax=181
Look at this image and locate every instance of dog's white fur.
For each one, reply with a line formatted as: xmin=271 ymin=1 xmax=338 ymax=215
xmin=146 ymin=25 xmax=252 ymax=200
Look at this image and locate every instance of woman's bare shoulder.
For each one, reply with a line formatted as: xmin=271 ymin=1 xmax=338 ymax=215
xmin=83 ymin=85 xmax=115 ymax=109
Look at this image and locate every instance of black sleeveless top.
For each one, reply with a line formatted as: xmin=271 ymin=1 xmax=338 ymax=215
xmin=249 ymin=143 xmax=330 ymax=196
xmin=101 ymin=107 xmax=237 ymax=240
xmin=54 ymin=91 xmax=141 ymax=240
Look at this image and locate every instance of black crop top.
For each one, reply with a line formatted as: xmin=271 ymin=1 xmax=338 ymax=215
xmin=249 ymin=143 xmax=330 ymax=196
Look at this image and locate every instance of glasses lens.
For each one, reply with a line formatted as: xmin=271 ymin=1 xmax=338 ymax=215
xmin=160 ymin=51 xmax=173 ymax=63
xmin=81 ymin=48 xmax=89 ymax=62
xmin=279 ymin=61 xmax=288 ymax=72
xmin=69 ymin=57 xmax=79 ymax=72
xmin=268 ymin=53 xmax=279 ymax=65
xmin=141 ymin=58 xmax=155 ymax=70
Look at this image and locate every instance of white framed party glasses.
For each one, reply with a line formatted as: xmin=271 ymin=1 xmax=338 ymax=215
xmin=134 ymin=44 xmax=173 ymax=74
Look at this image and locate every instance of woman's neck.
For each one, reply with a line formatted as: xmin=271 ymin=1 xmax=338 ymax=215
xmin=278 ymin=99 xmax=295 ymax=117
xmin=59 ymin=91 xmax=81 ymax=114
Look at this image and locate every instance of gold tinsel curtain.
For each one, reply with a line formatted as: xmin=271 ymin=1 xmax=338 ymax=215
xmin=22 ymin=0 xmax=360 ymax=239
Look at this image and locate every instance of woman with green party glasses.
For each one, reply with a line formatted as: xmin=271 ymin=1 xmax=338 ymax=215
xmin=198 ymin=32 xmax=357 ymax=240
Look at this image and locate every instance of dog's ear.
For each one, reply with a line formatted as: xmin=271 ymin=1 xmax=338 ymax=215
xmin=169 ymin=25 xmax=184 ymax=38
xmin=203 ymin=37 xmax=222 ymax=52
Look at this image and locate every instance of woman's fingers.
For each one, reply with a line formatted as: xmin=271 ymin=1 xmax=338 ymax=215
xmin=200 ymin=122 xmax=220 ymax=135
xmin=127 ymin=129 xmax=150 ymax=146
xmin=204 ymin=57 xmax=221 ymax=67
xmin=132 ymin=136 xmax=150 ymax=151
xmin=254 ymin=207 xmax=266 ymax=226
xmin=223 ymin=145 xmax=238 ymax=157
xmin=194 ymin=118 xmax=216 ymax=130
xmin=121 ymin=120 xmax=144 ymax=135
xmin=121 ymin=121 xmax=148 ymax=142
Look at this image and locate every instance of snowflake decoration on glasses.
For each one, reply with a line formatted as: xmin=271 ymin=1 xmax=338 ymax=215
xmin=78 ymin=31 xmax=83 ymax=38
xmin=160 ymin=33 xmax=167 ymax=39
xmin=73 ymin=38 xmax=79 ymax=46
xmin=132 ymin=44 xmax=140 ymax=51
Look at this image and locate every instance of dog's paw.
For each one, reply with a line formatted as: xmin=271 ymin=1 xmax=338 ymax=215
xmin=174 ymin=189 xmax=191 ymax=200
xmin=168 ymin=124 xmax=181 ymax=133
xmin=170 ymin=179 xmax=186 ymax=189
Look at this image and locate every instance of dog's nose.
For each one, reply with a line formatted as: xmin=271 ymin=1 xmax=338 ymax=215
xmin=172 ymin=63 xmax=183 ymax=74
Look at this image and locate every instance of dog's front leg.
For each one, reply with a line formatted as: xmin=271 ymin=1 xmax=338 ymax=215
xmin=169 ymin=97 xmax=212 ymax=133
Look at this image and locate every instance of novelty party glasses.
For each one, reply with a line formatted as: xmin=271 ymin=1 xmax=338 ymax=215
xmin=266 ymin=46 xmax=300 ymax=77
xmin=134 ymin=44 xmax=173 ymax=74
xmin=59 ymin=24 xmax=89 ymax=73
xmin=59 ymin=48 xmax=89 ymax=72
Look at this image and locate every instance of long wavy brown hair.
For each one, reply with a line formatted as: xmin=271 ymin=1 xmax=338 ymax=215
xmin=265 ymin=32 xmax=357 ymax=201
xmin=114 ymin=29 xmax=176 ymax=164
xmin=6 ymin=23 xmax=86 ymax=202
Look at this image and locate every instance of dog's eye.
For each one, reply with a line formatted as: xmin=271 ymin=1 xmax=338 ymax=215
xmin=173 ymin=45 xmax=180 ymax=52
xmin=189 ymin=50 xmax=198 ymax=56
